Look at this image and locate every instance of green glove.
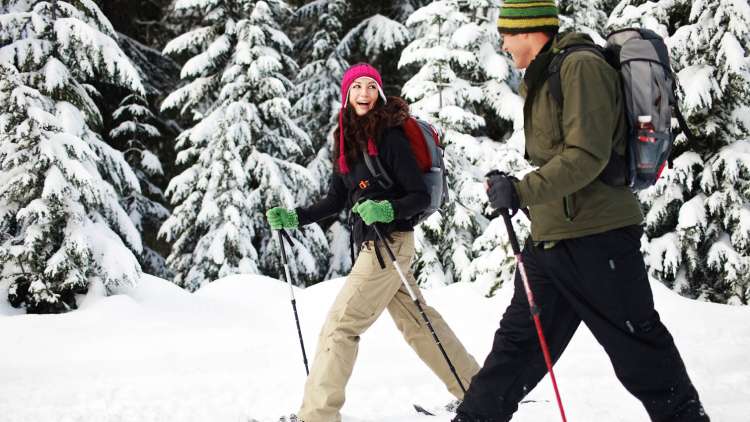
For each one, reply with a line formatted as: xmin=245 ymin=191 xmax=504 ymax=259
xmin=352 ymin=200 xmax=394 ymax=226
xmin=265 ymin=207 xmax=299 ymax=230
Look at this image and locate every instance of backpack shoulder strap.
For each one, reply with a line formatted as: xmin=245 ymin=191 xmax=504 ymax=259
xmin=362 ymin=152 xmax=394 ymax=189
xmin=548 ymin=44 xmax=605 ymax=105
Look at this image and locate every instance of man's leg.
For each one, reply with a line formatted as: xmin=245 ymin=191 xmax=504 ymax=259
xmin=456 ymin=242 xmax=581 ymax=420
xmin=544 ymin=226 xmax=709 ymax=422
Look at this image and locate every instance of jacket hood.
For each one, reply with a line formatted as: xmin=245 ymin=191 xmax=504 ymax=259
xmin=552 ymin=32 xmax=596 ymax=51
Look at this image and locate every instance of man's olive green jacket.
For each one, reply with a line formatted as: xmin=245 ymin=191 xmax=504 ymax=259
xmin=514 ymin=32 xmax=643 ymax=241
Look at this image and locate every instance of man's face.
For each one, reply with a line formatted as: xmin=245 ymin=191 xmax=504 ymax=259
xmin=502 ymin=33 xmax=534 ymax=69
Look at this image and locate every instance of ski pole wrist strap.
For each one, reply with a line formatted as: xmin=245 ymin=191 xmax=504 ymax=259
xmin=280 ymin=228 xmax=294 ymax=245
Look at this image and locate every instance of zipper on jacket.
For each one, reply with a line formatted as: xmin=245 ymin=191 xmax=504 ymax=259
xmin=559 ymin=141 xmax=575 ymax=222
xmin=563 ymin=195 xmax=574 ymax=222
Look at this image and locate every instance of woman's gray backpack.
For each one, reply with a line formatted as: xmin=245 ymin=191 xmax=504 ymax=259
xmin=547 ymin=28 xmax=695 ymax=190
xmin=362 ymin=117 xmax=449 ymax=224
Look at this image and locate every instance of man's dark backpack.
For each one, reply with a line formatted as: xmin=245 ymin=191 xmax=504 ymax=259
xmin=362 ymin=117 xmax=449 ymax=224
xmin=548 ymin=28 xmax=695 ymax=191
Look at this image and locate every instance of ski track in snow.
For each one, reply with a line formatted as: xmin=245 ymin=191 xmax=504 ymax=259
xmin=0 ymin=274 xmax=748 ymax=421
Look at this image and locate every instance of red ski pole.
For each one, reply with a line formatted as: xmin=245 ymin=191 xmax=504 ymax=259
xmin=499 ymin=208 xmax=567 ymax=422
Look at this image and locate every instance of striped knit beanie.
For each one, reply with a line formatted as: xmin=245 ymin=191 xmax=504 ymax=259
xmin=497 ymin=0 xmax=560 ymax=34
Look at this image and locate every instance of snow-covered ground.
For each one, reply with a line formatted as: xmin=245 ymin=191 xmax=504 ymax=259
xmin=0 ymin=274 xmax=747 ymax=422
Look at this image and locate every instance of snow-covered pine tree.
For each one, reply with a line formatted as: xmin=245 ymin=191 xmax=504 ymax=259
xmin=159 ymin=0 xmax=328 ymax=290
xmin=336 ymin=1 xmax=413 ymax=56
xmin=392 ymin=0 xmax=431 ymax=22
xmin=290 ymin=0 xmax=351 ymax=279
xmin=336 ymin=1 xmax=412 ymax=92
xmin=110 ymin=94 xmax=171 ymax=278
xmin=116 ymin=31 xmax=182 ymax=103
xmin=608 ymin=0 xmax=692 ymax=37
xmin=0 ymin=0 xmax=145 ymax=313
xmin=101 ymin=0 xmax=181 ymax=49
xmin=558 ymin=0 xmax=608 ymax=43
xmin=113 ymin=30 xmax=182 ymax=206
xmin=610 ymin=0 xmax=750 ymax=304
xmin=104 ymin=27 xmax=182 ymax=282
xmin=463 ymin=1 xmax=532 ymax=296
xmin=598 ymin=0 xmax=622 ymax=18
xmin=290 ymin=0 xmax=347 ymax=182
xmin=399 ymin=0 xmax=529 ymax=292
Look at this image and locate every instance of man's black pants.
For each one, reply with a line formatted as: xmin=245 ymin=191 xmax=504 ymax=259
xmin=457 ymin=225 xmax=708 ymax=421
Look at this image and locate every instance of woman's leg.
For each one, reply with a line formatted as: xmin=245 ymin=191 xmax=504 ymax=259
xmin=298 ymin=241 xmax=405 ymax=422
xmin=385 ymin=232 xmax=481 ymax=398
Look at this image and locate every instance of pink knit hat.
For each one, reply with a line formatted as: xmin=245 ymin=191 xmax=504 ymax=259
xmin=337 ymin=63 xmax=387 ymax=174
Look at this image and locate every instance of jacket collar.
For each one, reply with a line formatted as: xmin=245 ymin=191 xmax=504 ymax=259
xmin=523 ymin=36 xmax=555 ymax=96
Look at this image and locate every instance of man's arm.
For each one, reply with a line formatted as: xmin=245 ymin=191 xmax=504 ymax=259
xmin=515 ymin=54 xmax=620 ymax=206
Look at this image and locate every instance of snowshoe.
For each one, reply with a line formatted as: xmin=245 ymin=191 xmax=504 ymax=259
xmin=414 ymin=399 xmax=461 ymax=416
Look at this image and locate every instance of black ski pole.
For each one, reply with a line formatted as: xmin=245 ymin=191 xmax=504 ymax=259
xmin=372 ymin=225 xmax=466 ymax=394
xmin=497 ymin=209 xmax=567 ymax=422
xmin=277 ymin=229 xmax=309 ymax=376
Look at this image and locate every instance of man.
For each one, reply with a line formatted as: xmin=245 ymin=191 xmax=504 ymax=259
xmin=452 ymin=1 xmax=709 ymax=421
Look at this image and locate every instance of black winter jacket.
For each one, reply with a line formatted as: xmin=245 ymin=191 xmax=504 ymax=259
xmin=296 ymin=125 xmax=429 ymax=251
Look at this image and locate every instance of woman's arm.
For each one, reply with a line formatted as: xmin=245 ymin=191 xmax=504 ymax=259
xmin=296 ymin=174 xmax=348 ymax=225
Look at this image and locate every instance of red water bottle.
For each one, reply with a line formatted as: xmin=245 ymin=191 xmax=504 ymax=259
xmin=636 ymin=115 xmax=657 ymax=170
xmin=637 ymin=115 xmax=655 ymax=143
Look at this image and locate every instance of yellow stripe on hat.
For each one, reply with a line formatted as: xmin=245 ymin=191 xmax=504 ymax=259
xmin=497 ymin=17 xmax=560 ymax=28
xmin=501 ymin=2 xmax=556 ymax=8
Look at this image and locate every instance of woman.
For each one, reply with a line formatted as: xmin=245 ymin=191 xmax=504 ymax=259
xmin=266 ymin=63 xmax=479 ymax=422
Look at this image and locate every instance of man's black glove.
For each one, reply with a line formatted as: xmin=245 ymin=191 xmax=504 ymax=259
xmin=486 ymin=170 xmax=520 ymax=211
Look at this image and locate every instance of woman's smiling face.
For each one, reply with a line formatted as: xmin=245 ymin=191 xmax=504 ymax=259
xmin=348 ymin=77 xmax=380 ymax=116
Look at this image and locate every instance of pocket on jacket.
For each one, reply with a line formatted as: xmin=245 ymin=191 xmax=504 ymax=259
xmin=532 ymin=96 xmax=563 ymax=141
xmin=532 ymin=122 xmax=562 ymax=152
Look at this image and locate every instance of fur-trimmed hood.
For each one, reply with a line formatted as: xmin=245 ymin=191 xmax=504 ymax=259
xmin=372 ymin=96 xmax=410 ymax=128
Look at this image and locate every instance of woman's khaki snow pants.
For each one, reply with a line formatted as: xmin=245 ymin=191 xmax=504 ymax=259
xmin=298 ymin=231 xmax=480 ymax=422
